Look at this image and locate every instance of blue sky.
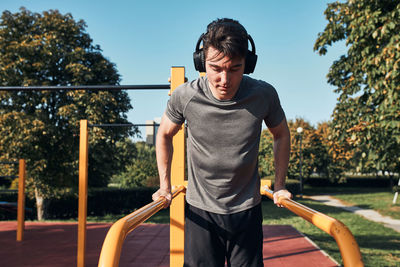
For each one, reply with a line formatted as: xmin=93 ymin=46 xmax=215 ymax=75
xmin=1 ymin=0 xmax=346 ymax=140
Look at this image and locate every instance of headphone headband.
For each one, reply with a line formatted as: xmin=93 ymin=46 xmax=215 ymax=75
xmin=247 ymin=34 xmax=256 ymax=55
xmin=195 ymin=33 xmax=205 ymax=53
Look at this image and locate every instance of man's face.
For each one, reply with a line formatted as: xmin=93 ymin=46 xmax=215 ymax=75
xmin=205 ymin=46 xmax=245 ymax=101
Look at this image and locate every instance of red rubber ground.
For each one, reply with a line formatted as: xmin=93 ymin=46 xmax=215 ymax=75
xmin=0 ymin=222 xmax=338 ymax=266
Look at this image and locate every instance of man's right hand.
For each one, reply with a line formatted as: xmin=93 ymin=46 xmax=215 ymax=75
xmin=152 ymin=188 xmax=172 ymax=208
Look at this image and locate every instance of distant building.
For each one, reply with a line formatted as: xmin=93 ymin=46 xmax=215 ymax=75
xmin=145 ymin=117 xmax=161 ymax=145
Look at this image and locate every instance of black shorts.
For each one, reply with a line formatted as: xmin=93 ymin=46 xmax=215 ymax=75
xmin=183 ymin=203 xmax=263 ymax=267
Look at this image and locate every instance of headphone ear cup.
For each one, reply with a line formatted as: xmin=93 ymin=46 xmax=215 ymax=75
xmin=193 ymin=49 xmax=206 ymax=72
xmin=244 ymin=51 xmax=258 ymax=74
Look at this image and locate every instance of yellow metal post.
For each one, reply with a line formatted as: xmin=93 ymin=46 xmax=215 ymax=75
xmin=78 ymin=120 xmax=89 ymax=267
xmin=16 ymin=159 xmax=26 ymax=242
xmin=169 ymin=66 xmax=186 ymax=266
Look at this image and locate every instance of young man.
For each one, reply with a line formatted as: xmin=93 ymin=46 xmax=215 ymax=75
xmin=152 ymin=18 xmax=292 ymax=267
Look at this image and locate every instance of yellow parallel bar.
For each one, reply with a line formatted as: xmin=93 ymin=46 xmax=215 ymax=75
xmin=16 ymin=159 xmax=26 ymax=242
xmin=98 ymin=185 xmax=186 ymax=267
xmin=78 ymin=120 xmax=89 ymax=267
xmin=261 ymin=186 xmax=363 ymax=267
xmin=169 ymin=66 xmax=186 ymax=267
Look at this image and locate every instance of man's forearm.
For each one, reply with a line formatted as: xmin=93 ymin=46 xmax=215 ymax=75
xmin=273 ymin=133 xmax=290 ymax=191
xmin=156 ymin=132 xmax=174 ymax=191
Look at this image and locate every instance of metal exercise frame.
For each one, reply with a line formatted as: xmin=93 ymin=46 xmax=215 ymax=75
xmin=1 ymin=66 xmax=185 ymax=267
xmin=98 ymin=185 xmax=186 ymax=267
xmin=97 ymin=180 xmax=364 ymax=267
xmin=0 ymin=84 xmax=170 ymax=91
xmin=260 ymin=182 xmax=364 ymax=267
xmin=77 ymin=67 xmax=186 ymax=267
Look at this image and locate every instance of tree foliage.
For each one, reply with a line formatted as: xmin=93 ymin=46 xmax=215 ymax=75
xmin=259 ymin=119 xmax=320 ymax=179
xmin=314 ymin=121 xmax=353 ymax=180
xmin=286 ymin=119 xmax=316 ymax=180
xmin=0 ymin=8 xmax=136 ymax=218
xmin=259 ymin=119 xmax=350 ymax=182
xmin=111 ymin=142 xmax=158 ymax=188
xmin=258 ymin=129 xmax=274 ymax=178
xmin=314 ymin=0 xmax=400 ymax=173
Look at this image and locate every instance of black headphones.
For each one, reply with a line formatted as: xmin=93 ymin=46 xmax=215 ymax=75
xmin=193 ymin=33 xmax=258 ymax=74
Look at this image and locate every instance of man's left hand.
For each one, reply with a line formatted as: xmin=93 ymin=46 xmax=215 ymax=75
xmin=273 ymin=189 xmax=292 ymax=208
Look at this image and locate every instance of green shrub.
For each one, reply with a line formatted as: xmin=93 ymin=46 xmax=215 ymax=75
xmin=0 ymin=190 xmax=35 ymax=220
xmin=0 ymin=187 xmax=158 ymax=220
xmin=87 ymin=187 xmax=158 ymax=217
xmin=45 ymin=187 xmax=158 ymax=219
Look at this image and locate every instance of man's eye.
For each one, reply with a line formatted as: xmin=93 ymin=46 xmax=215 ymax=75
xmin=228 ymin=68 xmax=240 ymax=73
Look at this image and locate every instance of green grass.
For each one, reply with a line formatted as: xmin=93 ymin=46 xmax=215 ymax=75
xmin=303 ymin=186 xmax=400 ymax=220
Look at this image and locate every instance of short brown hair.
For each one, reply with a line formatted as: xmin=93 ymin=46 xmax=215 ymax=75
xmin=202 ymin=18 xmax=248 ymax=60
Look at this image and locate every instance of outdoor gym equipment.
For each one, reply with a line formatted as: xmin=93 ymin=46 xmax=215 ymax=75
xmin=261 ymin=183 xmax=364 ymax=267
xmin=77 ymin=67 xmax=185 ymax=267
xmin=98 ymin=185 xmax=186 ymax=267
xmin=0 ymin=66 xmax=185 ymax=266
xmin=95 ymin=67 xmax=363 ymax=267
xmin=97 ymin=180 xmax=364 ymax=267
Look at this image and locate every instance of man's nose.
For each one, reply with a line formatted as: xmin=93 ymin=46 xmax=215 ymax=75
xmin=220 ymin=71 xmax=229 ymax=85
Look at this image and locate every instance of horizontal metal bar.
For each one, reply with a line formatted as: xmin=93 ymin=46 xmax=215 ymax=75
xmin=0 ymin=201 xmax=17 ymax=205
xmin=0 ymin=190 xmax=18 ymax=193
xmin=0 ymin=84 xmax=170 ymax=91
xmin=0 ymin=176 xmax=18 ymax=179
xmin=88 ymin=123 xmax=160 ymax=128
xmin=0 ymin=162 xmax=18 ymax=165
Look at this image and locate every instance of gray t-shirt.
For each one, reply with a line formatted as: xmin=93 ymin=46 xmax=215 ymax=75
xmin=166 ymin=75 xmax=285 ymax=214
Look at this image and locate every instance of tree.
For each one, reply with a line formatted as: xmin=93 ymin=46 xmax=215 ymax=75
xmin=314 ymin=0 xmax=400 ymax=178
xmin=287 ymin=119 xmax=315 ymax=180
xmin=0 ymin=8 xmax=136 ymax=219
xmin=258 ymin=118 xmax=333 ymax=182
xmin=315 ymin=121 xmax=354 ymax=181
xmin=111 ymin=142 xmax=158 ymax=188
xmin=258 ymin=129 xmax=275 ymax=178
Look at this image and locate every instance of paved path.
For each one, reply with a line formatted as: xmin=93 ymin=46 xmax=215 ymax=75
xmin=307 ymin=195 xmax=400 ymax=233
xmin=0 ymin=222 xmax=338 ymax=267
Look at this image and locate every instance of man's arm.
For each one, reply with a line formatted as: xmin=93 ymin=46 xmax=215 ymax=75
xmin=267 ymin=117 xmax=292 ymax=207
xmin=152 ymin=113 xmax=182 ymax=207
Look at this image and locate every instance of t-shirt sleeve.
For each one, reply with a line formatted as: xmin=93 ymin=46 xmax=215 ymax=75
xmin=264 ymin=85 xmax=285 ymax=128
xmin=165 ymin=86 xmax=186 ymax=125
